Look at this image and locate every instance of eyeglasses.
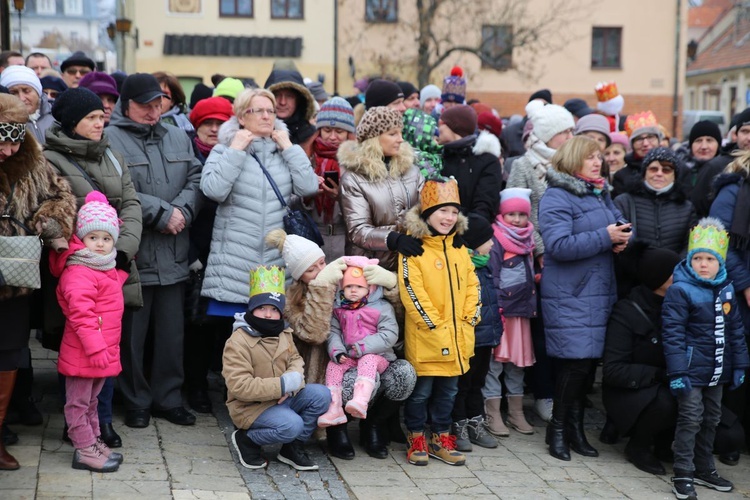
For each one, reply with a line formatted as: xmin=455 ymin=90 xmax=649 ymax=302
xmin=633 ymin=134 xmax=659 ymax=145
xmin=646 ymin=164 xmax=675 ymax=174
xmin=245 ymin=108 xmax=276 ymax=117
xmin=64 ymin=68 xmax=91 ymax=76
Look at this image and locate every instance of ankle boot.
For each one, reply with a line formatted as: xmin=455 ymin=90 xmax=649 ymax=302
xmin=318 ymin=387 xmax=347 ymax=427
xmin=565 ymin=401 xmax=598 ymax=457
xmin=359 ymin=419 xmax=388 ymax=459
xmin=599 ymin=415 xmax=619 ymax=444
xmin=326 ymin=422 xmax=355 ymax=460
xmin=546 ymin=417 xmax=570 ymax=461
xmin=0 ymin=370 xmax=20 ymax=470
xmin=96 ymin=436 xmax=124 ymax=464
xmin=506 ymin=395 xmax=534 ymax=435
xmin=345 ymin=377 xmax=376 ymax=420
xmin=484 ymin=398 xmax=509 ymax=437
xmin=72 ymin=443 xmax=119 ymax=472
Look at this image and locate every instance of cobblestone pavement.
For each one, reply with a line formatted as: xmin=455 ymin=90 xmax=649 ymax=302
xmin=1 ymin=338 xmax=750 ymax=499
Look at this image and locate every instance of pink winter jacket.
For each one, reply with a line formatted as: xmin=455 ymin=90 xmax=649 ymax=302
xmin=50 ymin=236 xmax=128 ymax=378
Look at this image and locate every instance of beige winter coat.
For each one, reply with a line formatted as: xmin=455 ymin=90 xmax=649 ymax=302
xmin=337 ymin=139 xmax=424 ymax=271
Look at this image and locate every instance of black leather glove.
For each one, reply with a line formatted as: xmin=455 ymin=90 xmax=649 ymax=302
xmin=115 ymin=251 xmax=130 ymax=271
xmin=452 ymin=234 xmax=466 ymax=249
xmin=386 ymin=231 xmax=424 ymax=257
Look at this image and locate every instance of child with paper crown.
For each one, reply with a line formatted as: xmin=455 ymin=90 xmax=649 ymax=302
xmin=662 ymin=218 xmax=750 ymax=499
xmin=317 ymin=255 xmax=398 ymax=426
xmin=399 ymin=176 xmax=480 ymax=467
xmin=49 ymin=191 xmax=128 ymax=473
xmin=222 ymin=265 xmax=331 ymax=472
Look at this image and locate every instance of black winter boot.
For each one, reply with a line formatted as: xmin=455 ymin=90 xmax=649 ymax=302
xmin=326 ymin=423 xmax=355 ymax=460
xmin=566 ymin=401 xmax=598 ymax=457
xmin=546 ymin=417 xmax=570 ymax=461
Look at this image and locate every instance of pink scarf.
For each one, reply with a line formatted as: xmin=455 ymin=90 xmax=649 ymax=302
xmin=492 ymin=216 xmax=535 ymax=255
xmin=575 ymin=174 xmax=606 ymax=191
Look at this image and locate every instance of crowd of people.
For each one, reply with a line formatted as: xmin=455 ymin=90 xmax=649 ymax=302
xmin=1 ymin=48 xmax=750 ymax=500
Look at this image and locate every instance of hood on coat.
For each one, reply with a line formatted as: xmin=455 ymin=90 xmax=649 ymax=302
xmin=337 ymin=138 xmax=415 ymax=182
xmin=713 ymin=172 xmax=744 ymax=194
xmin=44 ymin=124 xmax=110 ymax=161
xmin=49 ymin=234 xmax=85 ymax=278
xmin=403 ymin=204 xmax=469 ymax=240
xmin=546 ymin=168 xmax=611 ymax=198
xmin=472 ymin=130 xmax=501 ymax=158
xmin=217 ymin=116 xmax=289 ymax=147
xmin=263 ymin=69 xmax=317 ymax=122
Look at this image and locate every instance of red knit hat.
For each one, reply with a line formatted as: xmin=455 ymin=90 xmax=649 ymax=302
xmin=477 ymin=111 xmax=502 ymax=138
xmin=189 ymin=96 xmax=233 ymax=129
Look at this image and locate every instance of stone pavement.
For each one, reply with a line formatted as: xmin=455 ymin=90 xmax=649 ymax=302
xmin=1 ymin=337 xmax=750 ymax=499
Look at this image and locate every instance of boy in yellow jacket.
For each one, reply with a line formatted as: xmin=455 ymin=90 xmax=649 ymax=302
xmin=398 ymin=177 xmax=481 ymax=467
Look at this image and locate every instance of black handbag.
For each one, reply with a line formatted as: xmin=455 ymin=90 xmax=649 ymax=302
xmin=251 ymin=152 xmax=324 ymax=247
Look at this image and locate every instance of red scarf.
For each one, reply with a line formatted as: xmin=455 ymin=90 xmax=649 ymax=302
xmin=312 ymin=137 xmax=341 ymax=223
xmin=492 ymin=216 xmax=535 ymax=255
xmin=193 ymin=136 xmax=214 ymax=158
xmin=575 ymin=174 xmax=606 ymax=191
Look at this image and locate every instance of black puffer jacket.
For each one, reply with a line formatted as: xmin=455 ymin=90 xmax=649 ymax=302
xmin=611 ymin=153 xmax=644 ymax=198
xmin=439 ymin=131 xmax=502 ymax=223
xmin=691 ymin=142 xmax=739 ymax=218
xmin=614 ymin=178 xmax=696 ymax=255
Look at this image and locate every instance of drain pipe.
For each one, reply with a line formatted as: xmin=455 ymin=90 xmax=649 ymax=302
xmin=672 ymin=0 xmax=682 ymax=137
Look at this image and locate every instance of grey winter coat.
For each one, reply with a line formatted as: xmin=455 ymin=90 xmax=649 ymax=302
xmin=506 ymin=150 xmax=551 ymax=257
xmin=200 ymin=116 xmax=319 ymax=304
xmin=106 ymin=100 xmax=202 ymax=286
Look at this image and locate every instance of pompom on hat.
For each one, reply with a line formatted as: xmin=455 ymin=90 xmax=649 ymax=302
xmin=247 ymin=265 xmax=286 ymax=313
xmin=76 ymin=191 xmax=120 ymax=243
xmin=420 ymin=176 xmax=461 ymax=219
xmin=441 ymin=66 xmax=466 ymax=104
xmin=500 ymin=187 xmax=532 ymax=216
xmin=525 ymin=100 xmax=574 ymax=144
xmin=316 ymin=96 xmax=355 ymax=133
xmin=265 ymin=229 xmax=325 ymax=281
xmin=595 ymin=81 xmax=624 ymax=117
xmin=688 ymin=217 xmax=729 ymax=265
xmin=356 ymin=106 xmax=403 ymax=142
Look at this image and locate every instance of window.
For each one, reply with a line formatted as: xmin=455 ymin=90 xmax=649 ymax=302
xmin=36 ymin=0 xmax=56 ymax=15
xmin=220 ymin=0 xmax=253 ymax=17
xmin=272 ymin=0 xmax=303 ymax=19
xmin=365 ymin=0 xmax=397 ymax=23
xmin=481 ymin=25 xmax=513 ymax=69
xmin=64 ymin=0 xmax=83 ymax=15
xmin=592 ymin=27 xmax=622 ymax=68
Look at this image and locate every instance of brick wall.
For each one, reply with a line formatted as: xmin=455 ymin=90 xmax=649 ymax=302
xmin=470 ymin=92 xmax=684 ymax=139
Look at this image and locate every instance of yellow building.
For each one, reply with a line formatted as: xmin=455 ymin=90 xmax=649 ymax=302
xmin=337 ymin=0 xmax=687 ymax=135
xmin=128 ymin=0 xmax=335 ymax=91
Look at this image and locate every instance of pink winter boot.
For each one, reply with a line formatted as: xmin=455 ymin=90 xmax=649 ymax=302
xmin=318 ymin=387 xmax=347 ymax=427
xmin=345 ymin=378 xmax=376 ymax=419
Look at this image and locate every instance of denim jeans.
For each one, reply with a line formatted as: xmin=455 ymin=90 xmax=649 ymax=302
xmin=673 ymin=385 xmax=723 ymax=472
xmin=404 ymin=376 xmax=459 ymax=434
xmin=247 ymin=384 xmax=330 ymax=446
xmin=97 ymin=377 xmax=114 ymax=424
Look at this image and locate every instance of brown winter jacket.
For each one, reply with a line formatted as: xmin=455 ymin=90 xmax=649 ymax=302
xmin=338 ymin=139 xmax=423 ymax=271
xmin=222 ymin=323 xmax=305 ymax=430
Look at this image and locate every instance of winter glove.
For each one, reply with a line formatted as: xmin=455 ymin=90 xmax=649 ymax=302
xmin=280 ymin=371 xmax=303 ymax=394
xmin=730 ymin=369 xmax=746 ymax=391
xmin=386 ymin=231 xmax=424 ymax=257
xmin=314 ymin=257 xmax=347 ymax=285
xmin=188 ymin=259 xmax=204 ymax=273
xmin=90 ymin=350 xmax=109 ymax=370
xmin=669 ymin=376 xmax=692 ymax=398
xmin=452 ymin=234 xmax=466 ymax=249
xmin=363 ymin=264 xmax=396 ymax=289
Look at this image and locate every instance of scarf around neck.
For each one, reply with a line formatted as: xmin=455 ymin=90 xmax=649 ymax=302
xmin=492 ymin=217 xmax=535 ymax=255
xmin=338 ymin=289 xmax=369 ymax=310
xmin=524 ymin=133 xmax=556 ymax=188
xmin=246 ymin=314 xmax=286 ymax=337
xmin=576 ymin=174 xmax=606 ymax=195
xmin=644 ymin=181 xmax=674 ymax=195
xmin=193 ymin=136 xmax=214 ymax=158
xmin=313 ymin=137 xmax=341 ymax=222
xmin=66 ymin=247 xmax=116 ymax=271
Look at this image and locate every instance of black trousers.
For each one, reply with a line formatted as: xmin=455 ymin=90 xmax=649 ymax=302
xmin=452 ymin=346 xmax=493 ymax=421
xmin=629 ymin=385 xmax=677 ymax=448
xmin=552 ymin=358 xmax=596 ymax=421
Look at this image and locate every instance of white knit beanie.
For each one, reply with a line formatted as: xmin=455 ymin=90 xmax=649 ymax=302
xmin=525 ymin=100 xmax=574 ymax=144
xmin=265 ymin=229 xmax=325 ymax=281
xmin=0 ymin=65 xmax=42 ymax=96
xmin=419 ymin=84 xmax=441 ymax=107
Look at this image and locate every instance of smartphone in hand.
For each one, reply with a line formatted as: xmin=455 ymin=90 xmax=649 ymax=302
xmin=324 ymin=171 xmax=340 ymax=188
xmin=616 ymin=220 xmax=632 ymax=233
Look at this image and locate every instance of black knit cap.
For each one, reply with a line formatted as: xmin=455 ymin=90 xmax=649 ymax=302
xmin=734 ymin=107 xmax=750 ymax=130
xmin=365 ymin=79 xmax=404 ymax=109
xmin=51 ymin=87 xmax=104 ymax=133
xmin=60 ymin=51 xmax=95 ymax=72
xmin=528 ymin=89 xmax=552 ymax=104
xmin=636 ymin=246 xmax=681 ymax=290
xmin=397 ymin=81 xmax=419 ymax=99
xmin=641 ymin=147 xmax=680 ymax=176
xmin=688 ymin=120 xmax=722 ymax=149
xmin=464 ymin=213 xmax=494 ymax=250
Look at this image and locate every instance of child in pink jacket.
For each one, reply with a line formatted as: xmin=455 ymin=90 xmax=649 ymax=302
xmin=50 ymin=191 xmax=128 ymax=473
xmin=318 ymin=256 xmax=398 ymax=425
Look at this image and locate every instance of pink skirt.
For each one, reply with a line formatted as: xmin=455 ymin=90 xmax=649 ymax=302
xmin=494 ymin=316 xmax=535 ymax=367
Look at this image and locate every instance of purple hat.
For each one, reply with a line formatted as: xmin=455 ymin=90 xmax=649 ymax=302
xmin=78 ymin=71 xmax=119 ymax=98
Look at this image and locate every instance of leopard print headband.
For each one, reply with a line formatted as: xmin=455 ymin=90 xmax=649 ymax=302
xmin=0 ymin=122 xmax=26 ymax=143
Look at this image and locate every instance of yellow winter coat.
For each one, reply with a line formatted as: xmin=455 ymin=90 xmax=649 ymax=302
xmin=398 ymin=207 xmax=481 ymax=377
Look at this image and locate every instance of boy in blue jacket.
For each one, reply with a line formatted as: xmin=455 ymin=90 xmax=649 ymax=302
xmin=662 ymin=218 xmax=750 ymax=500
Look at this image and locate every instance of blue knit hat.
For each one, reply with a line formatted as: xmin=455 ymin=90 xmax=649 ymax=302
xmin=316 ymin=96 xmax=355 ymax=133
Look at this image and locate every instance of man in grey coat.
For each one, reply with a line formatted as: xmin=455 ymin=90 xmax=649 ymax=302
xmin=107 ymin=73 xmax=202 ymax=428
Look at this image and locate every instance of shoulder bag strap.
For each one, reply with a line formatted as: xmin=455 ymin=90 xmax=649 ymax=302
xmin=105 ymin=148 xmax=123 ymax=177
xmin=63 ymin=154 xmax=100 ymax=192
xmin=250 ymin=152 xmax=289 ymax=210
xmin=1 ymin=183 xmax=36 ymax=235
xmin=626 ymin=299 xmax=654 ymax=330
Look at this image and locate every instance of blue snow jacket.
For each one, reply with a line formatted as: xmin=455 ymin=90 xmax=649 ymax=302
xmin=473 ymin=262 xmax=502 ymax=348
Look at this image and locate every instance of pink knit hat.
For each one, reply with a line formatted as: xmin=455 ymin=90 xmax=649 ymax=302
xmin=500 ymin=188 xmax=532 ymax=216
xmin=76 ymin=191 xmax=120 ymax=243
xmin=340 ymin=256 xmax=378 ymax=290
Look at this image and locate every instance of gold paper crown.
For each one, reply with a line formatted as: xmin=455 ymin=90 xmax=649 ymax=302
xmin=249 ymin=265 xmax=285 ymax=299
xmin=595 ymin=81 xmax=619 ymax=102
xmin=624 ymin=110 xmax=659 ymax=138
xmin=421 ymin=177 xmax=460 ymax=213
xmin=688 ymin=221 xmax=729 ymax=261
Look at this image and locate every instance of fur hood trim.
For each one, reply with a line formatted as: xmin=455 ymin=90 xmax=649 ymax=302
xmin=472 ymin=131 xmax=501 ymax=158
xmin=337 ymin=139 xmax=415 ymax=181
xmin=546 ymin=168 xmax=610 ymax=197
xmin=266 ymin=81 xmax=317 ymax=122
xmin=218 ymin=116 xmax=289 ymax=147
xmin=403 ymin=204 xmax=468 ymax=239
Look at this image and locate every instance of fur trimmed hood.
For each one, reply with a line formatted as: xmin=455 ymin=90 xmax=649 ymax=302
xmin=546 ymin=168 xmax=610 ymax=198
xmin=337 ymin=139 xmax=415 ymax=182
xmin=217 ymin=116 xmax=289 ymax=147
xmin=472 ymin=130 xmax=501 ymax=158
xmin=403 ymin=204 xmax=469 ymax=240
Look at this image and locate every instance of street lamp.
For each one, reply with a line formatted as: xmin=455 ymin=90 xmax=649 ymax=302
xmin=109 ymin=17 xmax=139 ymax=71
xmin=13 ymin=0 xmax=25 ymax=52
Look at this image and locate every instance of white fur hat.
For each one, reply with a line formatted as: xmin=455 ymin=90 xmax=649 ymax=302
xmin=525 ymin=100 xmax=574 ymax=144
xmin=265 ymin=229 xmax=325 ymax=281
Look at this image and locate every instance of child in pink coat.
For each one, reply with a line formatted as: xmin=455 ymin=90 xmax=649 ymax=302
xmin=318 ymin=256 xmax=399 ymax=425
xmin=50 ymin=191 xmax=128 ymax=473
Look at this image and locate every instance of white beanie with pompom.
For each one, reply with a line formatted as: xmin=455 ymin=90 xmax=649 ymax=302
xmin=525 ymin=100 xmax=575 ymax=144
xmin=265 ymin=229 xmax=325 ymax=281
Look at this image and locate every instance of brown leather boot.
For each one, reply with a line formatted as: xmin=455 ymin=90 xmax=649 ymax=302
xmin=0 ymin=370 xmax=20 ymax=470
